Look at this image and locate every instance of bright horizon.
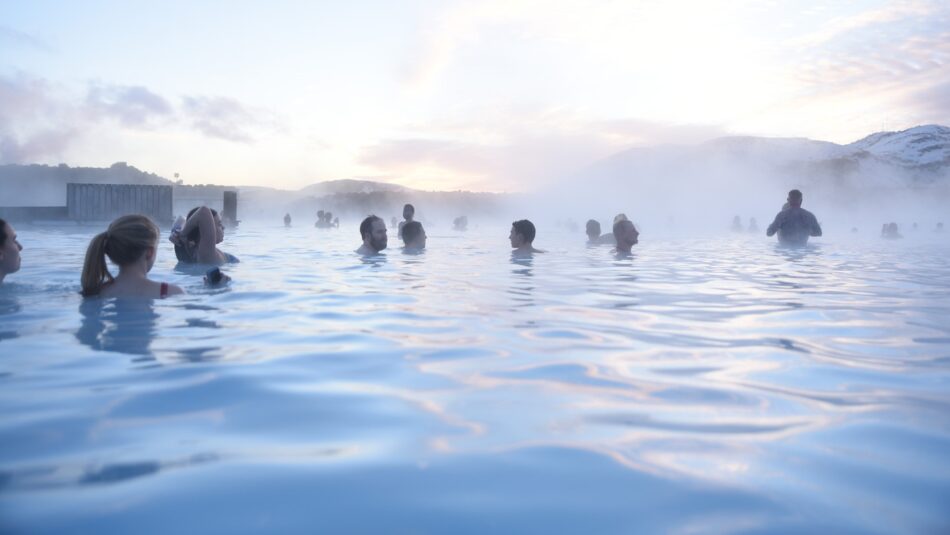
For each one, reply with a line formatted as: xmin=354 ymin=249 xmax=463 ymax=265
xmin=1 ymin=0 xmax=948 ymax=192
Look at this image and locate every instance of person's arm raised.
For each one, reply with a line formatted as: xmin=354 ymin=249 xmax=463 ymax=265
xmin=182 ymin=207 xmax=219 ymax=263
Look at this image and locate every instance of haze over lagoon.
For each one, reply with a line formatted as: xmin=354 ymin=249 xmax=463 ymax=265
xmin=2 ymin=1 xmax=950 ymax=534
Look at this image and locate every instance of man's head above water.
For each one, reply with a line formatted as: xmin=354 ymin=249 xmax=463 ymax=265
xmin=402 ymin=221 xmax=426 ymax=250
xmin=787 ymin=189 xmax=803 ymax=208
xmin=510 ymin=219 xmax=536 ymax=249
xmin=359 ymin=215 xmax=388 ymax=253
xmin=586 ymin=219 xmax=601 ymax=240
xmin=613 ymin=219 xmax=639 ymax=253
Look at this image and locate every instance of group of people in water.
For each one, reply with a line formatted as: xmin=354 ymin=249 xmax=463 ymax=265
xmin=0 ymin=189 xmax=943 ymax=299
xmin=0 ymin=205 xmax=239 ymax=298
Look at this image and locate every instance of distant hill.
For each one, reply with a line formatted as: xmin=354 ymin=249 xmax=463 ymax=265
xmin=0 ymin=162 xmax=173 ymax=207
xmin=298 ymin=178 xmax=414 ymax=197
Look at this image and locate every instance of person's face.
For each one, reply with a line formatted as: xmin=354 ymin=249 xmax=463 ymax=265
xmin=213 ymin=213 xmax=225 ymax=244
xmin=0 ymin=223 xmax=23 ymax=275
xmin=509 ymin=226 xmax=524 ymax=248
xmin=370 ymin=219 xmax=388 ymax=251
xmin=403 ymin=206 xmax=414 ymax=220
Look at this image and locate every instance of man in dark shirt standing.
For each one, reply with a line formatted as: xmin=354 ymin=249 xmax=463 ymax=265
xmin=766 ymin=189 xmax=822 ymax=245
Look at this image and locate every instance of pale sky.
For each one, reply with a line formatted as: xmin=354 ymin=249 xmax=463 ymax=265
xmin=1 ymin=0 xmax=947 ymax=191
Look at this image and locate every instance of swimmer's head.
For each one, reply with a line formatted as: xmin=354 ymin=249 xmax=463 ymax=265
xmin=586 ymin=219 xmax=601 ymax=240
xmin=613 ymin=219 xmax=639 ymax=250
xmin=186 ymin=206 xmax=224 ymax=244
xmin=510 ymin=219 xmax=536 ymax=248
xmin=0 ymin=218 xmax=23 ymax=280
xmin=360 ymin=215 xmax=387 ymax=252
xmin=787 ymin=189 xmax=803 ymax=208
xmin=403 ymin=204 xmax=415 ymax=220
xmin=81 ymin=215 xmax=160 ymax=296
xmin=402 ymin=221 xmax=426 ymax=250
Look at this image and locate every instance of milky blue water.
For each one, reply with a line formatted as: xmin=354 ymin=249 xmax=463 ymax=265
xmin=1 ymin=223 xmax=949 ymax=534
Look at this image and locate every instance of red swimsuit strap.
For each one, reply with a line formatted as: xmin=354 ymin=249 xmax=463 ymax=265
xmin=160 ymin=282 xmax=168 ymax=298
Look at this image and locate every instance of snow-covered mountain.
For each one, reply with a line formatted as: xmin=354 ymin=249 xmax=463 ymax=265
xmin=847 ymin=124 xmax=950 ymax=169
xmin=582 ymin=124 xmax=950 ymax=190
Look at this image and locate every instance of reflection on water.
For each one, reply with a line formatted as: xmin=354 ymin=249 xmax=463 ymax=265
xmin=1 ymin=226 xmax=950 ymax=534
xmin=76 ymin=298 xmax=159 ymax=358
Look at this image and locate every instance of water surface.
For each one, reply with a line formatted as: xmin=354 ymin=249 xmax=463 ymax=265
xmin=2 ymin=223 xmax=949 ymax=534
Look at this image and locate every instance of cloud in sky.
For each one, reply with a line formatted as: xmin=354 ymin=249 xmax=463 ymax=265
xmin=0 ymin=72 xmax=79 ymax=163
xmin=85 ymin=84 xmax=174 ymax=128
xmin=0 ymin=70 xmax=280 ymax=163
xmin=181 ymin=96 xmax=277 ymax=144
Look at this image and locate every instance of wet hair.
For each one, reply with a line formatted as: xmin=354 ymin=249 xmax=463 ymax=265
xmin=586 ymin=219 xmax=601 ymax=236
xmin=512 ymin=219 xmax=536 ymax=244
xmin=0 ymin=218 xmax=7 ymax=247
xmin=403 ymin=203 xmax=414 ymax=215
xmin=788 ymin=189 xmax=803 ymax=203
xmin=360 ymin=215 xmax=382 ymax=240
xmin=402 ymin=221 xmax=423 ymax=245
xmin=613 ymin=218 xmax=636 ymax=238
xmin=81 ymin=214 xmax=159 ymax=297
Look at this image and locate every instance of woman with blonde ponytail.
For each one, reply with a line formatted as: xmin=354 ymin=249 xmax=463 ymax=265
xmin=81 ymin=215 xmax=184 ymax=298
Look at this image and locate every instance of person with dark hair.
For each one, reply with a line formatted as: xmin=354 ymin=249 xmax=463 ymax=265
xmin=170 ymin=206 xmax=238 ymax=264
xmin=357 ymin=215 xmax=387 ymax=255
xmin=766 ymin=189 xmax=822 ymax=245
xmin=510 ymin=219 xmax=543 ymax=257
xmin=613 ymin=219 xmax=640 ymax=254
xmin=401 ymin=221 xmax=426 ymax=252
xmin=585 ymin=219 xmax=614 ymax=245
xmin=81 ymin=215 xmax=184 ymax=298
xmin=284 ymin=213 xmax=292 ymax=227
xmin=882 ymin=222 xmax=902 ymax=239
xmin=0 ymin=218 xmax=23 ymax=284
xmin=398 ymin=204 xmax=415 ymax=240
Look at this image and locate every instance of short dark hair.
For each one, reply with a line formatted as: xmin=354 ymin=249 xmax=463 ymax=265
xmin=0 ymin=218 xmax=7 ymax=247
xmin=613 ymin=218 xmax=635 ymax=237
xmin=360 ymin=215 xmax=382 ymax=240
xmin=788 ymin=189 xmax=803 ymax=202
xmin=403 ymin=203 xmax=414 ymax=214
xmin=402 ymin=221 xmax=423 ymax=245
xmin=512 ymin=219 xmax=536 ymax=243
xmin=586 ymin=219 xmax=601 ymax=235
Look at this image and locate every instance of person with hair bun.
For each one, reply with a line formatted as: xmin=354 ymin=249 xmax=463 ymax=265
xmin=0 ymin=218 xmax=23 ymax=284
xmin=81 ymin=215 xmax=184 ymax=298
xmin=170 ymin=206 xmax=238 ymax=265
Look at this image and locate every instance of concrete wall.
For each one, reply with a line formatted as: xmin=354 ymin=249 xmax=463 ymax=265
xmin=67 ymin=183 xmax=173 ymax=224
xmin=0 ymin=206 xmax=69 ymax=222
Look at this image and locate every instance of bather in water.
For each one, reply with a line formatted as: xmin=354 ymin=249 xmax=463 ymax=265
xmin=356 ymin=215 xmax=388 ymax=256
xmin=81 ymin=215 xmax=184 ymax=298
xmin=0 ymin=218 xmax=23 ymax=285
xmin=170 ymin=207 xmax=239 ymax=265
xmin=766 ymin=189 xmax=822 ymax=246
